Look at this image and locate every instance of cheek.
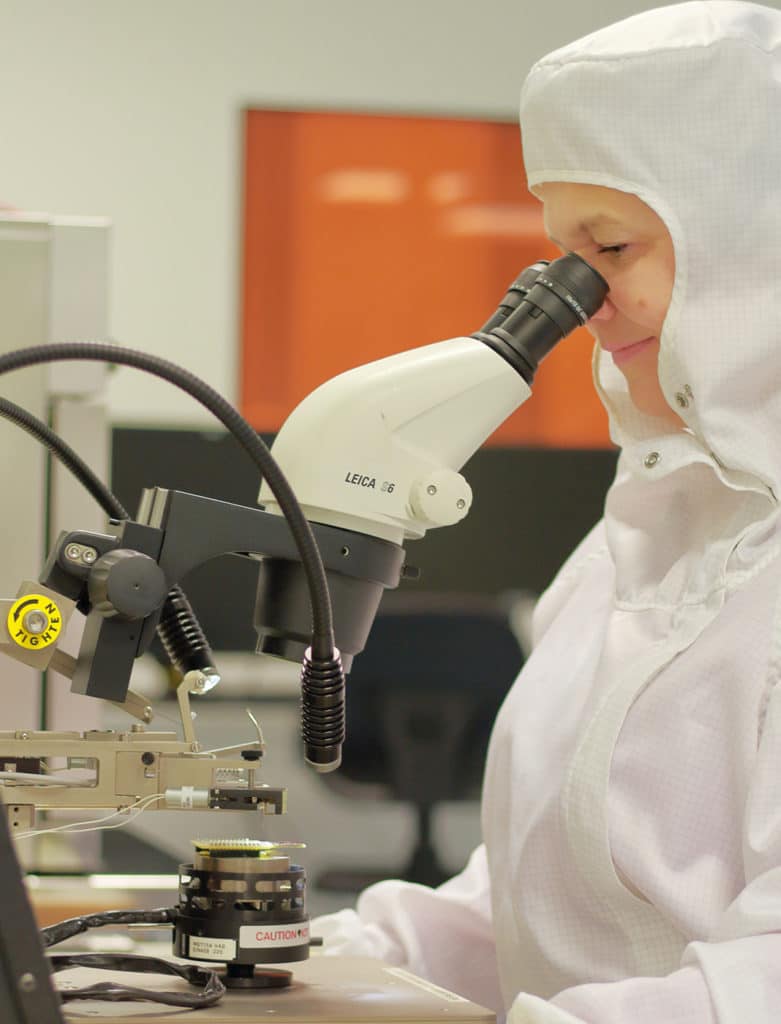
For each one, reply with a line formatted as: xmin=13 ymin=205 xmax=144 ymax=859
xmin=604 ymin=284 xmax=643 ymax=319
xmin=614 ymin=284 xmax=668 ymax=332
xmin=634 ymin=263 xmax=675 ymax=325
xmin=640 ymin=290 xmax=671 ymax=330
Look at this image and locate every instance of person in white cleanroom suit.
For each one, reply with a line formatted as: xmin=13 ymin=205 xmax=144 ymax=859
xmin=315 ymin=2 xmax=781 ymax=1021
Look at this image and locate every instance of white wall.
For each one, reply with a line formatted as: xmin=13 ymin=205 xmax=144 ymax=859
xmin=1 ymin=0 xmax=768 ymax=426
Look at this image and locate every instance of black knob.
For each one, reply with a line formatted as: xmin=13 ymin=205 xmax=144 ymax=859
xmin=88 ymin=549 xmax=168 ymax=621
xmin=241 ymin=749 xmax=263 ymax=762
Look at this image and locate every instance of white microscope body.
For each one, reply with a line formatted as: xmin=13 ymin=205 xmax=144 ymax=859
xmin=259 ymin=337 xmax=531 ymax=545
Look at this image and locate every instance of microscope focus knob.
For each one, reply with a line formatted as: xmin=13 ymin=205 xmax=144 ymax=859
xmin=408 ymin=468 xmax=473 ymax=527
xmin=88 ymin=548 xmax=168 ymax=621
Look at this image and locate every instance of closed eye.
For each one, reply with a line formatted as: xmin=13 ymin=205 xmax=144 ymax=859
xmin=597 ymin=244 xmax=627 ymax=255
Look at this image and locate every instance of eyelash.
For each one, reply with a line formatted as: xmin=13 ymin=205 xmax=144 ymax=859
xmin=597 ymin=244 xmax=627 ymax=255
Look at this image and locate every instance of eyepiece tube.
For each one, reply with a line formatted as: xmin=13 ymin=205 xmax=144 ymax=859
xmin=474 ymin=252 xmax=608 ymax=383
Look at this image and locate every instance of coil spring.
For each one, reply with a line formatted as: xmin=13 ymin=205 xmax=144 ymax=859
xmin=300 ymin=649 xmax=345 ymax=769
xmin=157 ymin=584 xmax=215 ymax=675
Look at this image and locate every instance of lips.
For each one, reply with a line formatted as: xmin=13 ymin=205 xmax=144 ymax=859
xmin=605 ymin=337 xmax=656 ymax=366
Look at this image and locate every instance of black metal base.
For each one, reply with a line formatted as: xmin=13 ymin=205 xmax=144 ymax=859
xmin=222 ymin=963 xmax=293 ymax=989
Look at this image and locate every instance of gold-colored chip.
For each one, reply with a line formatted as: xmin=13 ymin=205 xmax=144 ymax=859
xmin=191 ymin=837 xmax=306 ymax=857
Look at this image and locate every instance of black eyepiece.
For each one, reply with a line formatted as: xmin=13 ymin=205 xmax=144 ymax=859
xmin=478 ymin=260 xmax=550 ymax=334
xmin=475 ymin=252 xmax=608 ymax=383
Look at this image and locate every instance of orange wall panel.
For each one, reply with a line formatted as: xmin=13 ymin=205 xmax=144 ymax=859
xmin=240 ymin=109 xmax=611 ymax=448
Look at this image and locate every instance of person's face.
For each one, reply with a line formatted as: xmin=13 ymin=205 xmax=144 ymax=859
xmin=536 ymin=182 xmax=682 ymax=428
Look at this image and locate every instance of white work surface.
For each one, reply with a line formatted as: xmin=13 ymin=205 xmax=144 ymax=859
xmin=59 ymin=955 xmax=495 ymax=1023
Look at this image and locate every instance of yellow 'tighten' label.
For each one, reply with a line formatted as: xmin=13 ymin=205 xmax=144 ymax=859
xmin=7 ymin=594 xmax=63 ymax=650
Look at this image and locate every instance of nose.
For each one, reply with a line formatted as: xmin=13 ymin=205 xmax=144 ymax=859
xmin=589 ymin=297 xmax=616 ymax=322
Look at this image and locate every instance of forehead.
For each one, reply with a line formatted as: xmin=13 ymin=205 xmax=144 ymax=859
xmin=536 ymin=182 xmax=665 ymax=239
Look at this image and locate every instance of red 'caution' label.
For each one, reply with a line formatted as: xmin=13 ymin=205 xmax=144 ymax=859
xmin=239 ymin=923 xmax=310 ymax=949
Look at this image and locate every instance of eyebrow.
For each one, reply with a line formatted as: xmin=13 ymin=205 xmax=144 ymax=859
xmin=548 ymin=214 xmax=624 ymax=248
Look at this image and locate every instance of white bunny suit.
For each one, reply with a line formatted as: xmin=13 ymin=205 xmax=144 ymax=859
xmin=315 ymin=4 xmax=781 ymax=1021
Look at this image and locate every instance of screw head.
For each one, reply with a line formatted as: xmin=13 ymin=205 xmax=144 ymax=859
xmin=66 ymin=544 xmax=81 ymax=560
xmin=18 ymin=972 xmax=36 ymax=993
xmin=22 ymin=610 xmax=48 ymax=634
xmin=426 ymin=484 xmax=437 ymax=496
xmin=644 ymin=451 xmax=661 ymax=469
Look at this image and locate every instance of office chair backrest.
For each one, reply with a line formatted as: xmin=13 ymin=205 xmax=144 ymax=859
xmin=339 ymin=591 xmax=526 ymax=801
